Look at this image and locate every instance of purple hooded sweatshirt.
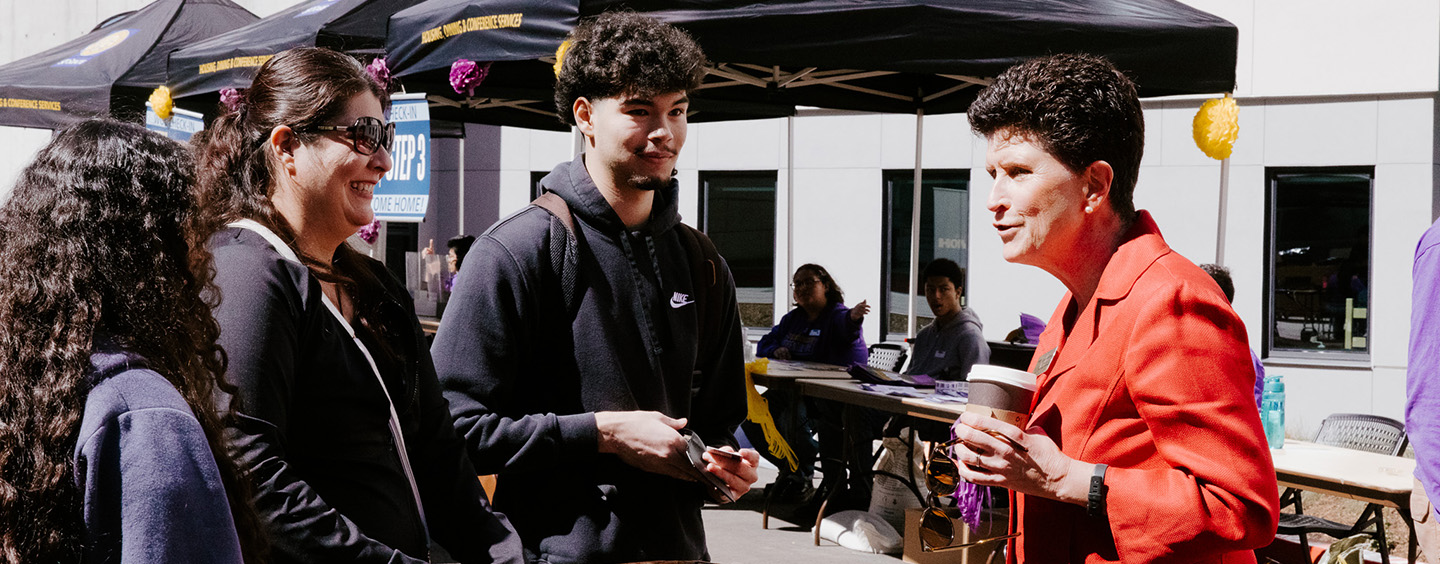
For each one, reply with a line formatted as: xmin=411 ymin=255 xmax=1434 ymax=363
xmin=1408 ymin=217 xmax=1440 ymax=519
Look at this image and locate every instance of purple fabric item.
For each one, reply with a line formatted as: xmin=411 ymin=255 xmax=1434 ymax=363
xmin=449 ymin=59 xmax=491 ymax=97
xmin=947 ymin=427 xmax=990 ymax=532
xmin=1408 ymin=217 xmax=1440 ymax=521
xmin=1251 ymin=348 xmax=1265 ymax=412
xmin=1020 ymin=313 xmax=1046 ymax=343
xmin=79 ymin=345 xmax=244 ymax=564
xmin=756 ymin=302 xmax=867 ymax=366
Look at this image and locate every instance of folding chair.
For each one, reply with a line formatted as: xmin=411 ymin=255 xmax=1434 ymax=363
xmin=1277 ymin=413 xmax=1408 ymax=563
xmin=867 ymin=342 xmax=908 ymax=372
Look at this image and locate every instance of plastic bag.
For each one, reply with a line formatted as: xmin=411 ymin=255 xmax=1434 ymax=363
xmin=819 ymin=510 xmax=903 ymax=554
xmin=868 ymin=434 xmax=928 ymax=533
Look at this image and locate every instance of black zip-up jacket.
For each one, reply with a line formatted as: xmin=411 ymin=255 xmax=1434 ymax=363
xmin=210 ymin=227 xmax=523 ymax=564
xmin=432 ymin=155 xmax=748 ymax=564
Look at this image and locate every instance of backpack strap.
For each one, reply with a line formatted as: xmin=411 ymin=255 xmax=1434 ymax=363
xmin=531 ymin=191 xmax=583 ymax=317
xmin=677 ymin=224 xmax=727 ymax=362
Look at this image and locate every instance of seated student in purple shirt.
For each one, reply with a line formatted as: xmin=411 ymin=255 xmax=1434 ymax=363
xmin=758 ymin=263 xmax=869 ymax=365
xmin=749 ymin=264 xmax=870 ymax=504
xmin=0 ymin=120 xmax=262 ymax=564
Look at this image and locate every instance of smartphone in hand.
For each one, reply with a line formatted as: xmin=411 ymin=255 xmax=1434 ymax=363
xmin=680 ymin=430 xmax=737 ymax=503
xmin=705 ymin=446 xmax=743 ymax=461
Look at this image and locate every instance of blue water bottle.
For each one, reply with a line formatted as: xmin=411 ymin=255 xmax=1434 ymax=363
xmin=1261 ymin=374 xmax=1286 ymax=449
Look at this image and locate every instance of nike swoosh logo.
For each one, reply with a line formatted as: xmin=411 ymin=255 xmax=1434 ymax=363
xmin=670 ymin=292 xmax=694 ymax=308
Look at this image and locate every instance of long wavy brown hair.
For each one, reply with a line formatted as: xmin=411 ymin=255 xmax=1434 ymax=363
xmin=0 ymin=119 xmax=264 ymax=563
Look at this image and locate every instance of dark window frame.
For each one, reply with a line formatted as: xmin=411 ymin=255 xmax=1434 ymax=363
xmin=880 ymin=169 xmax=970 ymax=342
xmin=698 ymin=170 xmax=779 ymax=329
xmin=1262 ymin=166 xmax=1374 ymax=362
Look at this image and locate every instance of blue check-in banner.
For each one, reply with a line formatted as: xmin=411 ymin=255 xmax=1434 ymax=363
xmin=144 ymin=103 xmax=204 ymax=141
xmin=373 ymin=92 xmax=430 ymax=222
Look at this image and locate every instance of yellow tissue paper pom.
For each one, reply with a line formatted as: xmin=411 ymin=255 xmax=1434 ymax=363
xmin=1193 ymin=95 xmax=1239 ymax=160
xmin=742 ymin=358 xmax=797 ymax=471
xmin=149 ymin=86 xmax=174 ymax=120
xmin=553 ymin=40 xmax=570 ymax=78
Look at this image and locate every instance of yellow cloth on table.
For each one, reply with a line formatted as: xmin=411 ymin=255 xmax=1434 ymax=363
xmin=744 ymin=358 xmax=798 ymax=471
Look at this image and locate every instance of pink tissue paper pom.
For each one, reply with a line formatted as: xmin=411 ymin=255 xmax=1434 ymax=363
xmin=366 ymin=58 xmax=391 ymax=89
xmin=219 ymin=88 xmax=242 ymax=113
xmin=449 ymin=59 xmax=491 ymax=97
xmin=357 ymin=219 xmax=381 ymax=245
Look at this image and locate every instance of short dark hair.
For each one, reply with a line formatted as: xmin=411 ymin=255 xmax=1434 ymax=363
xmin=446 ymin=235 xmax=475 ymax=270
xmin=796 ymin=263 xmax=844 ymax=307
xmin=922 ymin=258 xmax=965 ymax=290
xmin=968 ymin=53 xmax=1145 ymax=220
xmin=1199 ymin=263 xmax=1235 ymax=303
xmin=553 ymin=11 xmax=707 ymax=126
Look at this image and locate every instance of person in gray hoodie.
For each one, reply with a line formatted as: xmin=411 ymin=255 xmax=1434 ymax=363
xmin=432 ymin=12 xmax=760 ymax=564
xmin=907 ymin=258 xmax=990 ymax=383
xmin=0 ymin=119 xmax=262 ymax=564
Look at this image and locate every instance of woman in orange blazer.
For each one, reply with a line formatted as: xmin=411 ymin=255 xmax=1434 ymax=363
xmin=951 ymin=54 xmax=1280 ymax=563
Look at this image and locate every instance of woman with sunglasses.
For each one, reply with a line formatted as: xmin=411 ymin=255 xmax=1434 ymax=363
xmin=748 ymin=263 xmax=871 ymax=505
xmin=0 ymin=119 xmax=263 ymax=564
xmin=195 ymin=47 xmax=522 ymax=564
xmin=947 ymin=54 xmax=1278 ymax=562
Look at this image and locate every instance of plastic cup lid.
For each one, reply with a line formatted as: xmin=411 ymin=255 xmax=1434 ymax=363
xmin=967 ymin=364 xmax=1038 ymax=392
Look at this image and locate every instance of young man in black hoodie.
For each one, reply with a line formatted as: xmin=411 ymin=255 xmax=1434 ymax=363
xmin=431 ymin=12 xmax=761 ymax=564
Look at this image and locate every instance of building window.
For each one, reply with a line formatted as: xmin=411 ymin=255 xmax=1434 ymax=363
xmin=1265 ymin=167 xmax=1372 ymax=358
xmin=531 ymin=170 xmax=549 ymax=200
xmin=882 ymin=170 xmax=969 ymax=341
xmin=699 ymin=171 xmax=777 ymax=328
xmin=383 ymin=221 xmax=419 ymax=283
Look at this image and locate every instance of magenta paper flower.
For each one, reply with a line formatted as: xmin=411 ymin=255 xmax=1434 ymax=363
xmin=366 ymin=57 xmax=391 ymax=89
xmin=357 ymin=219 xmax=381 ymax=245
xmin=219 ymin=88 xmax=242 ymax=113
xmin=449 ymin=59 xmax=491 ymax=97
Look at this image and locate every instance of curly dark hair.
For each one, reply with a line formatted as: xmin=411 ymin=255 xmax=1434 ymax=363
xmin=193 ymin=47 xmax=418 ymax=389
xmin=967 ymin=53 xmax=1145 ymax=221
xmin=553 ymin=11 xmax=707 ymax=126
xmin=795 ymin=263 xmax=844 ymax=307
xmin=0 ymin=119 xmax=264 ymax=563
xmin=1199 ymin=263 xmax=1236 ymax=303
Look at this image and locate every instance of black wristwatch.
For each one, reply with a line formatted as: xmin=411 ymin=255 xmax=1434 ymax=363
xmin=1087 ymin=463 xmax=1109 ymax=519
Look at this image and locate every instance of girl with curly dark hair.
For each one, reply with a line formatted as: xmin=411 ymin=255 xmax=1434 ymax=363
xmin=194 ymin=47 xmax=521 ymax=563
xmin=0 ymin=119 xmax=263 ymax=564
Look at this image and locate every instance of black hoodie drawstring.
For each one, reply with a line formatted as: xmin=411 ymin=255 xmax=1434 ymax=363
xmin=618 ymin=231 xmax=665 ymax=374
xmin=642 ymin=233 xmax=664 ymax=290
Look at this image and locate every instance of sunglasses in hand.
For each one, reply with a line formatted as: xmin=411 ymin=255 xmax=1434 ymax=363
xmin=312 ymin=116 xmax=396 ymax=156
xmin=920 ymin=437 xmax=1019 ymax=552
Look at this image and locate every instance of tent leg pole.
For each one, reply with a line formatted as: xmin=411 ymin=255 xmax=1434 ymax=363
xmin=908 ymin=109 xmax=924 ymax=341
xmin=785 ymin=115 xmax=795 ymax=326
xmin=1215 ymin=157 xmax=1229 ymax=266
xmin=458 ymin=135 xmax=465 ymax=236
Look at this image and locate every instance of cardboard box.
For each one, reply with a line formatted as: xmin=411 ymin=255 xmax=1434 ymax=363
xmin=901 ymin=506 xmax=1008 ymax=564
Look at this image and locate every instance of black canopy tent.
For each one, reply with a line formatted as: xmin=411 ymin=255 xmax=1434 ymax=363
xmin=384 ymin=0 xmax=793 ymax=130
xmin=384 ymin=0 xmax=582 ymax=131
xmin=380 ymin=0 xmax=1237 ymax=337
xmin=0 ymin=0 xmax=256 ymax=129
xmin=165 ymin=0 xmax=429 ymax=100
xmin=592 ymin=0 xmax=1236 ymax=115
